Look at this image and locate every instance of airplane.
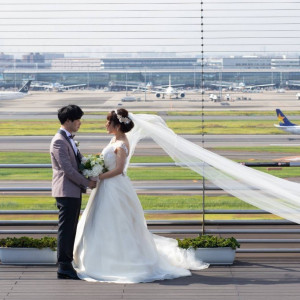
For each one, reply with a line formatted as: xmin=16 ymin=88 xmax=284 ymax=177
xmin=274 ymin=109 xmax=300 ymax=134
xmin=31 ymin=81 xmax=86 ymax=92
xmin=0 ymin=80 xmax=32 ymax=100
xmin=151 ymin=75 xmax=185 ymax=99
xmin=109 ymin=75 xmax=186 ymax=99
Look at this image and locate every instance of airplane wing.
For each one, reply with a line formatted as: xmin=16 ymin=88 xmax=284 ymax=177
xmin=210 ymin=83 xmax=231 ymax=88
xmin=245 ymin=83 xmax=275 ymax=89
xmin=159 ymin=84 xmax=185 ymax=88
xmin=151 ymin=90 xmax=167 ymax=94
xmin=31 ymin=83 xmax=55 ymax=90
xmin=61 ymin=84 xmax=87 ymax=89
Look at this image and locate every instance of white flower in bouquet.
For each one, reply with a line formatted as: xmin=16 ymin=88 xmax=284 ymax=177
xmin=79 ymin=154 xmax=108 ymax=180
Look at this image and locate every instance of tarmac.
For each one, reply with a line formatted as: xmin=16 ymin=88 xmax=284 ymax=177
xmin=1 ymin=89 xmax=300 ymax=114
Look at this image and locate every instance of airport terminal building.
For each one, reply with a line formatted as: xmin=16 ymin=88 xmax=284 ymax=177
xmin=1 ymin=55 xmax=300 ymax=89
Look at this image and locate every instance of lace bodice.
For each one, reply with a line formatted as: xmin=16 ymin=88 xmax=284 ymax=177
xmin=101 ymin=139 xmax=129 ymax=171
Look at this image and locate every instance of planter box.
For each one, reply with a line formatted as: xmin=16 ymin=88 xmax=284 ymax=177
xmin=0 ymin=248 xmax=57 ymax=265
xmin=195 ymin=247 xmax=236 ymax=265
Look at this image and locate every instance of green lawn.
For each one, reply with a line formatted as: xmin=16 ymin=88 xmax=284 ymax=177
xmin=167 ymin=119 xmax=282 ymax=135
xmin=0 ymin=194 xmax=282 ymax=221
xmin=0 ymin=152 xmax=175 ymax=164
xmin=0 ymin=111 xmax=294 ymax=221
xmin=0 ymin=152 xmax=200 ymax=181
xmin=0 ymin=167 xmax=201 ymax=181
xmin=0 ymin=150 xmax=290 ymax=220
xmin=0 ymin=119 xmax=285 ymax=135
xmin=0 ymin=194 xmax=254 ymax=211
xmin=0 ymin=151 xmax=299 ymax=180
xmin=0 ymin=193 xmax=255 ymax=216
xmin=217 ymin=146 xmax=300 ymax=154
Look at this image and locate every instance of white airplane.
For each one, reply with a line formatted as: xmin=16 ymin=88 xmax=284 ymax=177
xmin=274 ymin=109 xmax=300 ymax=134
xmin=110 ymin=75 xmax=186 ymax=99
xmin=32 ymin=82 xmax=86 ymax=92
xmin=152 ymin=75 xmax=185 ymax=99
xmin=0 ymin=80 xmax=32 ymax=100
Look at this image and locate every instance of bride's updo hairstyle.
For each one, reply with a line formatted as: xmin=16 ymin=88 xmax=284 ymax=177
xmin=107 ymin=108 xmax=134 ymax=133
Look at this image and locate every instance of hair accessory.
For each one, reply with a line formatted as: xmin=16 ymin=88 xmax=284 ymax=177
xmin=114 ymin=109 xmax=131 ymax=124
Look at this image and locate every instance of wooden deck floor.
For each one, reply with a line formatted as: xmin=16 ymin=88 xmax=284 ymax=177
xmin=1 ymin=257 xmax=300 ymax=300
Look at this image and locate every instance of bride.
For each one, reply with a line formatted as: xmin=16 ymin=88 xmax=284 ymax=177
xmin=73 ymin=108 xmax=209 ymax=283
xmin=74 ymin=107 xmax=300 ymax=283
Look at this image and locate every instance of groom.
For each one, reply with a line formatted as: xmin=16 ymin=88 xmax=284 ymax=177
xmin=50 ymin=104 xmax=96 ymax=280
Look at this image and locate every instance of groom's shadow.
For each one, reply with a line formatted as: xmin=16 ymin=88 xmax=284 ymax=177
xmin=156 ymin=261 xmax=300 ymax=286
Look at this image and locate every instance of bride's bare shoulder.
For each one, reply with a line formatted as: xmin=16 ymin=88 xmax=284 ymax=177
xmin=120 ymin=139 xmax=130 ymax=155
xmin=112 ymin=137 xmax=130 ymax=155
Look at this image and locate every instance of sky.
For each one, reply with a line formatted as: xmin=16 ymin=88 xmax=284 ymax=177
xmin=0 ymin=0 xmax=299 ymax=58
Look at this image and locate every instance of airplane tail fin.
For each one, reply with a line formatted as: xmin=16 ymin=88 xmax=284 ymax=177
xmin=19 ymin=80 xmax=32 ymax=93
xmin=276 ymin=109 xmax=296 ymax=126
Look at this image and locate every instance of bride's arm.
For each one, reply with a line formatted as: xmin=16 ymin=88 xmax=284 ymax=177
xmin=98 ymin=147 xmax=127 ymax=180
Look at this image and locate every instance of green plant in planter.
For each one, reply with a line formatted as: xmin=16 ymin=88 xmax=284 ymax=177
xmin=0 ymin=236 xmax=57 ymax=251
xmin=177 ymin=235 xmax=240 ymax=250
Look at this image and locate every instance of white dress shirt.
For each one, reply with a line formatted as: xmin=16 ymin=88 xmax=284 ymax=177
xmin=60 ymin=128 xmax=78 ymax=155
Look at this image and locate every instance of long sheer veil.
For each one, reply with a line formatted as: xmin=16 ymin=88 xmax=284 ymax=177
xmin=126 ymin=113 xmax=300 ymax=224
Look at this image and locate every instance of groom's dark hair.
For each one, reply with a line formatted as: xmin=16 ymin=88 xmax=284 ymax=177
xmin=58 ymin=104 xmax=84 ymax=124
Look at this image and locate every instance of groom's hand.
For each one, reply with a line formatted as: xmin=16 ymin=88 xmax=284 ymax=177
xmin=88 ymin=180 xmax=97 ymax=189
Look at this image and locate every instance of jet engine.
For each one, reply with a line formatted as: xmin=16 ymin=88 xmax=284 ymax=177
xmin=180 ymin=92 xmax=185 ymax=98
xmin=156 ymin=93 xmax=161 ymax=98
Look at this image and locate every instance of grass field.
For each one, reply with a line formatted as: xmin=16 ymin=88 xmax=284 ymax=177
xmin=0 ymin=109 xmax=297 ymax=221
xmin=0 ymin=119 xmax=284 ymax=135
xmin=0 ymin=194 xmax=253 ymax=211
xmin=0 ymin=150 xmax=296 ymax=220
xmin=0 ymin=151 xmax=299 ymax=180
xmin=0 ymin=194 xmax=280 ymax=221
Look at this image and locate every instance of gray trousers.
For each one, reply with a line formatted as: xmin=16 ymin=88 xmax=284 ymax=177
xmin=56 ymin=196 xmax=82 ymax=265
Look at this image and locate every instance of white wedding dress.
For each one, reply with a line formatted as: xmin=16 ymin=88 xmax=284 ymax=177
xmin=73 ymin=139 xmax=208 ymax=283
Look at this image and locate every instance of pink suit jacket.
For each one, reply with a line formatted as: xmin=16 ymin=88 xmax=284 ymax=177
xmin=50 ymin=131 xmax=89 ymax=198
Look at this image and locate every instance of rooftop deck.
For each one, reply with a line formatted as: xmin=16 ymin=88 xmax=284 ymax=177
xmin=1 ymin=256 xmax=300 ymax=300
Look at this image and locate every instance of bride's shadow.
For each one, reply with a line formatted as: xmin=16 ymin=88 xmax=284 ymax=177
xmin=156 ymin=261 xmax=300 ymax=286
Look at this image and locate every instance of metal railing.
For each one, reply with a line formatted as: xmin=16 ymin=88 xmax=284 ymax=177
xmin=1 ymin=163 xmax=300 ymax=253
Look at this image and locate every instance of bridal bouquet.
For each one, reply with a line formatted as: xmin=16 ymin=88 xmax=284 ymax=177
xmin=80 ymin=154 xmax=108 ymax=180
